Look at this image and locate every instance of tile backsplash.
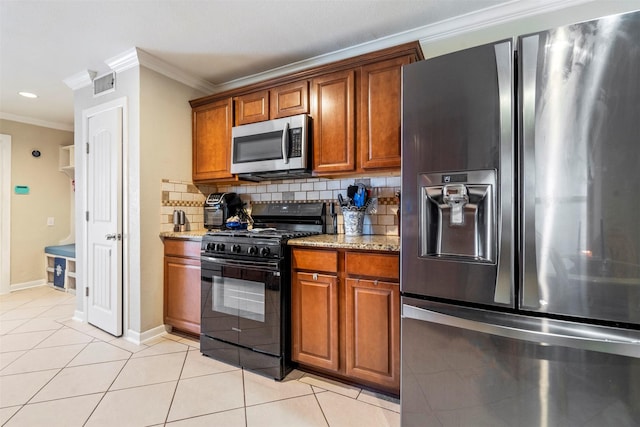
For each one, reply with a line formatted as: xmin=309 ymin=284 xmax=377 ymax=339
xmin=161 ymin=176 xmax=400 ymax=235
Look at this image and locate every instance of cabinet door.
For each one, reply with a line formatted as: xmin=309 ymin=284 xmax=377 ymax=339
xmin=359 ymin=56 xmax=410 ymax=170
xmin=235 ymin=90 xmax=269 ymax=125
xmin=192 ymin=98 xmax=233 ymax=181
xmin=292 ymin=271 xmax=339 ymax=371
xmin=270 ymin=80 xmax=309 ymax=119
xmin=311 ymin=70 xmax=356 ymax=174
xmin=345 ymin=278 xmax=400 ymax=391
xmin=164 ymin=256 xmax=201 ymax=335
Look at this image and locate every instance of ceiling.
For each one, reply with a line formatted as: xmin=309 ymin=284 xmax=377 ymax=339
xmin=0 ymin=0 xmax=603 ymax=131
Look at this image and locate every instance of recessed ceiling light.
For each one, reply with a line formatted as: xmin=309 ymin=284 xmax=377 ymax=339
xmin=18 ymin=91 xmax=38 ymax=98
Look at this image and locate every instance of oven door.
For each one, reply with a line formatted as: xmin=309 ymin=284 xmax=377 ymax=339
xmin=201 ymin=255 xmax=283 ymax=356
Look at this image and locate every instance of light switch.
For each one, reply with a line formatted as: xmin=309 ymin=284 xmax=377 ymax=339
xmin=47 ymin=217 xmax=54 ymax=226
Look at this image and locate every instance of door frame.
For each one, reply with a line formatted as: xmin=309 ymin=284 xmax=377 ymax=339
xmin=0 ymin=134 xmax=11 ymax=294
xmin=81 ymin=97 xmax=128 ymax=334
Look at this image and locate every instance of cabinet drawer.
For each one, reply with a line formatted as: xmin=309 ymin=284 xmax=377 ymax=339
xmin=164 ymin=239 xmax=201 ymax=258
xmin=292 ymin=249 xmax=338 ymax=273
xmin=345 ymin=252 xmax=399 ymax=281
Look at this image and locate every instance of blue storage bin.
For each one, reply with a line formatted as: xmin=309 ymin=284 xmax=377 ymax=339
xmin=53 ymin=257 xmax=66 ymax=288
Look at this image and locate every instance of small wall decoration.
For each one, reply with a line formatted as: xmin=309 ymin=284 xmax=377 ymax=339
xmin=14 ymin=185 xmax=29 ymax=195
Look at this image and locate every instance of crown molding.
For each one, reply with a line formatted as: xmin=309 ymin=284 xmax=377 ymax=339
xmin=105 ymin=47 xmax=140 ymax=73
xmin=104 ymin=47 xmax=216 ymax=94
xmin=210 ymin=0 xmax=593 ymax=94
xmin=63 ymin=69 xmax=97 ymax=90
xmin=0 ymin=112 xmax=74 ymax=132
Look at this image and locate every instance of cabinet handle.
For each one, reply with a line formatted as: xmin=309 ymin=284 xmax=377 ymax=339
xmin=313 ymin=273 xmax=318 ymax=281
xmin=374 ymin=280 xmax=379 ymax=286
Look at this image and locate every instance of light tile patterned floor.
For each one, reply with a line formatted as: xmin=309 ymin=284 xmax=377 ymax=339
xmin=0 ymin=286 xmax=399 ymax=426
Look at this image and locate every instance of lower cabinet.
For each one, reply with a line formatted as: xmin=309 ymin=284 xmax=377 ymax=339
xmin=291 ymin=247 xmax=400 ymax=395
xmin=164 ymin=239 xmax=201 ymax=335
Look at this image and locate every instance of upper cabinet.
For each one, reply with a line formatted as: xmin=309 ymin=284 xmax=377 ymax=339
xmin=270 ymin=80 xmax=309 ymax=119
xmin=189 ymin=42 xmax=423 ymax=183
xmin=311 ymin=70 xmax=356 ymax=174
xmin=192 ymin=98 xmax=234 ymax=181
xmin=235 ymin=81 xmax=310 ymax=126
xmin=235 ymin=90 xmax=269 ymax=125
xmin=359 ymin=56 xmax=410 ymax=170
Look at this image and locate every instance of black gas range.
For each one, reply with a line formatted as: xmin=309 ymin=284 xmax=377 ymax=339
xmin=200 ymin=202 xmax=325 ymax=380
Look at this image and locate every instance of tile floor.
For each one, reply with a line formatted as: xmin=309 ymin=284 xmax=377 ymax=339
xmin=0 ymin=286 xmax=400 ymax=426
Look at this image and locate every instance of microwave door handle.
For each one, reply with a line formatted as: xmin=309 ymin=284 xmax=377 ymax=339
xmin=282 ymin=122 xmax=290 ymax=164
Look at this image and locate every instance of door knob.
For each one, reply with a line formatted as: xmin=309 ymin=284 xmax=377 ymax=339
xmin=105 ymin=233 xmax=121 ymax=241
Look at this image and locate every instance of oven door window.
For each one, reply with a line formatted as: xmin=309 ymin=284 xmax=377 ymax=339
xmin=213 ymin=276 xmax=265 ymax=322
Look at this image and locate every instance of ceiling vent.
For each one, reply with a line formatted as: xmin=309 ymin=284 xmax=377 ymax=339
xmin=93 ymin=72 xmax=116 ymax=97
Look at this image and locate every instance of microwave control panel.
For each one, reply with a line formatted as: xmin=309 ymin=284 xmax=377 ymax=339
xmin=290 ymin=128 xmax=302 ymax=158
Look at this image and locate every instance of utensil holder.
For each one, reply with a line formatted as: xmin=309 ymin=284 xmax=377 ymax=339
xmin=342 ymin=208 xmax=365 ymax=236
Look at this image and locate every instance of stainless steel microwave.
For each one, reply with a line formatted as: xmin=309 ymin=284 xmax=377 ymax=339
xmin=230 ymin=114 xmax=311 ymax=181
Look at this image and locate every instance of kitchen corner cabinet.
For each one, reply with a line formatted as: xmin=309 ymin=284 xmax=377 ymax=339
xmin=164 ymin=239 xmax=201 ymax=335
xmin=291 ymin=247 xmax=400 ymax=395
xmin=192 ymin=98 xmax=234 ymax=182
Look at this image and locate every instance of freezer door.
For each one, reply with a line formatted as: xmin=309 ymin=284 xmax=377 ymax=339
xmin=401 ymin=298 xmax=640 ymax=427
xmin=519 ymin=12 xmax=640 ymax=324
xmin=402 ymin=39 xmax=514 ymax=307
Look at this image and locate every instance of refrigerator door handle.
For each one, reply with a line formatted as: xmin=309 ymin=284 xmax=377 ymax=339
xmin=519 ymin=34 xmax=542 ymax=309
xmin=493 ymin=40 xmax=514 ymax=305
xmin=403 ymin=303 xmax=640 ymax=358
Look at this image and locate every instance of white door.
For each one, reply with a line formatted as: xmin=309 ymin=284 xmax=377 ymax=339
xmin=86 ymin=106 xmax=123 ymax=336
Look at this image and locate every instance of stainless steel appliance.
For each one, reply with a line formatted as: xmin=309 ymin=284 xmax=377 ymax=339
xmin=401 ymin=11 xmax=640 ymax=426
xmin=230 ymin=113 xmax=311 ymax=181
xmin=200 ymin=202 xmax=325 ymax=380
xmin=203 ymin=192 xmax=242 ymax=230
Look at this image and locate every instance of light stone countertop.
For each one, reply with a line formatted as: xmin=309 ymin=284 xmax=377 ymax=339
xmin=159 ymin=230 xmax=208 ymax=240
xmin=160 ymin=230 xmax=400 ymax=252
xmin=288 ymin=234 xmax=400 ymax=252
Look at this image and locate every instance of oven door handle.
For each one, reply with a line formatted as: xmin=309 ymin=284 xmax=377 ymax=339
xmin=201 ymin=255 xmax=280 ymax=271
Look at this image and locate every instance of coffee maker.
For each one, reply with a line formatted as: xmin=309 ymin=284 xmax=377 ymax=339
xmin=204 ymin=193 xmax=243 ymax=230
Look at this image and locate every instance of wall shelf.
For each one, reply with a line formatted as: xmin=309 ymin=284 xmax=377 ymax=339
xmin=59 ymin=144 xmax=75 ymax=179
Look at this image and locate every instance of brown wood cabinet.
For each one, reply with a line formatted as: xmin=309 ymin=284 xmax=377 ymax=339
xmin=344 ymin=252 xmax=400 ymax=391
xmin=291 ymin=247 xmax=400 ymax=395
xmin=311 ymin=70 xmax=356 ymax=174
xmin=235 ymin=90 xmax=269 ymax=125
xmin=189 ymin=42 xmax=423 ymax=183
xmin=291 ymin=249 xmax=339 ymax=370
xmin=270 ymin=80 xmax=309 ymax=119
xmin=164 ymin=239 xmax=201 ymax=335
xmin=235 ymin=81 xmax=310 ymax=125
xmin=192 ymin=98 xmax=234 ymax=182
xmin=359 ymin=56 xmax=410 ymax=170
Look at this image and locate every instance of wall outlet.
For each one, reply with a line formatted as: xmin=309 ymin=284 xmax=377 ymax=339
xmin=47 ymin=217 xmax=54 ymax=226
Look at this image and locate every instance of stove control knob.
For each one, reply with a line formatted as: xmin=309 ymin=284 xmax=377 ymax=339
xmin=231 ymin=244 xmax=242 ymax=253
xmin=260 ymin=247 xmax=271 ymax=257
xmin=248 ymin=246 xmax=259 ymax=256
xmin=215 ymin=243 xmax=225 ymax=252
xmin=206 ymin=243 xmax=215 ymax=252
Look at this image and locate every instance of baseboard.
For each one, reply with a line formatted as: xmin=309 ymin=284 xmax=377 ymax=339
xmin=10 ymin=279 xmax=46 ymax=292
xmin=124 ymin=324 xmax=169 ymax=345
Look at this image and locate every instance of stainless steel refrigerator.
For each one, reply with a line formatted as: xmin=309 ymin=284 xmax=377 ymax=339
xmin=401 ymin=11 xmax=640 ymax=426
